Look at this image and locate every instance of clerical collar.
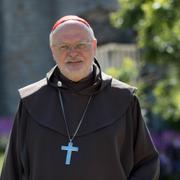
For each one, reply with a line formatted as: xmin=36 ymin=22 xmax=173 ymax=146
xmin=54 ymin=66 xmax=96 ymax=93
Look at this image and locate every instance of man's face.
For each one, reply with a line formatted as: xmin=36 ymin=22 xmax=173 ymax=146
xmin=50 ymin=21 xmax=97 ymax=82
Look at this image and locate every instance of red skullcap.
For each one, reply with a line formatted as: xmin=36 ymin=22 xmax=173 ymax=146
xmin=51 ymin=15 xmax=91 ymax=32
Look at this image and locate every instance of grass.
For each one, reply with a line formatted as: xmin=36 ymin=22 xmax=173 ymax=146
xmin=0 ymin=153 xmax=4 ymax=174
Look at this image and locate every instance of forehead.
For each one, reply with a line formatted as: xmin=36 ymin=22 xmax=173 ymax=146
xmin=51 ymin=21 xmax=92 ymax=42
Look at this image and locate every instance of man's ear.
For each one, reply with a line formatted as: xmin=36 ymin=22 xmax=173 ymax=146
xmin=50 ymin=45 xmax=56 ymax=61
xmin=92 ymin=39 xmax=97 ymax=54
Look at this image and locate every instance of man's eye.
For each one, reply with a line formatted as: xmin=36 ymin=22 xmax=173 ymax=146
xmin=76 ymin=43 xmax=86 ymax=49
xmin=59 ymin=45 xmax=69 ymax=50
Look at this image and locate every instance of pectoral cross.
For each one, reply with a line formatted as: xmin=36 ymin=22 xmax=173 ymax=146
xmin=61 ymin=142 xmax=79 ymax=165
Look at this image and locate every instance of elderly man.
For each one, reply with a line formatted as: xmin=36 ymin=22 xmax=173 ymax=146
xmin=0 ymin=15 xmax=159 ymax=180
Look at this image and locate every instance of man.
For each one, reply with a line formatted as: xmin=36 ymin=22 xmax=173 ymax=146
xmin=0 ymin=15 xmax=159 ymax=180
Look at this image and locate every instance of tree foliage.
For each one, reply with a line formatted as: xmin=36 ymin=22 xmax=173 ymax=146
xmin=111 ymin=0 xmax=180 ymax=65
xmin=106 ymin=57 xmax=139 ymax=85
xmin=110 ymin=0 xmax=180 ymax=128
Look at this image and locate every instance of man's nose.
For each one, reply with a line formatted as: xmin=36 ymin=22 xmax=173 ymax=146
xmin=68 ymin=46 xmax=78 ymax=56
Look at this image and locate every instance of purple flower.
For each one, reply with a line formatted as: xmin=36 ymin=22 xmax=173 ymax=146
xmin=0 ymin=117 xmax=13 ymax=136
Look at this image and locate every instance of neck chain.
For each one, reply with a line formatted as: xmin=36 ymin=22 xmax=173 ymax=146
xmin=58 ymin=89 xmax=92 ymax=165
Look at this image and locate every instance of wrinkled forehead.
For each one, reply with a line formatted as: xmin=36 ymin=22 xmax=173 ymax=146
xmin=52 ymin=21 xmax=93 ymax=41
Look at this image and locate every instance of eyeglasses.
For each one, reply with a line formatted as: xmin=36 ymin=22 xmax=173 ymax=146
xmin=52 ymin=41 xmax=93 ymax=52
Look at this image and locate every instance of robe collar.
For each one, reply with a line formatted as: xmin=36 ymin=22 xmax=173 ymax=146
xmin=46 ymin=59 xmax=106 ymax=95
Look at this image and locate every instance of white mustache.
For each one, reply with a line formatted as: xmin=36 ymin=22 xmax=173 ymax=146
xmin=66 ymin=57 xmax=83 ymax=63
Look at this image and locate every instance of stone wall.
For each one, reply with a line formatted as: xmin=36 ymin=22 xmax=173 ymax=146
xmin=1 ymin=0 xmax=56 ymax=115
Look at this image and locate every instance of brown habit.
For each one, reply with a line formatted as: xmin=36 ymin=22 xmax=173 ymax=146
xmin=0 ymin=60 xmax=159 ymax=180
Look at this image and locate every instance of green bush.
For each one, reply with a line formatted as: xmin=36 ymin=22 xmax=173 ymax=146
xmin=0 ymin=153 xmax=4 ymax=174
xmin=106 ymin=57 xmax=139 ymax=86
xmin=110 ymin=0 xmax=180 ymax=130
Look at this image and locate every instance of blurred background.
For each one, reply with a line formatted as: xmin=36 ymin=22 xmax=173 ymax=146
xmin=0 ymin=0 xmax=180 ymax=179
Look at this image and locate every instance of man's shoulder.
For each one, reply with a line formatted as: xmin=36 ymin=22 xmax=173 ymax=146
xmin=111 ymin=78 xmax=137 ymax=93
xmin=18 ymin=78 xmax=48 ymax=99
xmin=102 ymin=72 xmax=137 ymax=94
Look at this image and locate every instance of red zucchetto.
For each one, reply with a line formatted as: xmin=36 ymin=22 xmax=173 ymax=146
xmin=51 ymin=15 xmax=90 ymax=32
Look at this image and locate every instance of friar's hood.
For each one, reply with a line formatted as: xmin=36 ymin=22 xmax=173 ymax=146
xmin=18 ymin=59 xmax=137 ymax=137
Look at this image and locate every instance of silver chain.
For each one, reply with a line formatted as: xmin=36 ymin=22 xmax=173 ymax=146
xmin=58 ymin=89 xmax=92 ymax=142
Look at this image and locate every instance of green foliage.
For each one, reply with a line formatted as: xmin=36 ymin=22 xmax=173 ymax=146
xmin=111 ymin=0 xmax=180 ymax=128
xmin=0 ymin=153 xmax=4 ymax=174
xmin=0 ymin=137 xmax=6 ymax=174
xmin=153 ymin=66 xmax=180 ymax=122
xmin=111 ymin=0 xmax=180 ymax=65
xmin=0 ymin=136 xmax=8 ymax=154
xmin=106 ymin=57 xmax=139 ymax=85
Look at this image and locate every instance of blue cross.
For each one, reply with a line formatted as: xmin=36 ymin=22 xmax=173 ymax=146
xmin=61 ymin=141 xmax=79 ymax=165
